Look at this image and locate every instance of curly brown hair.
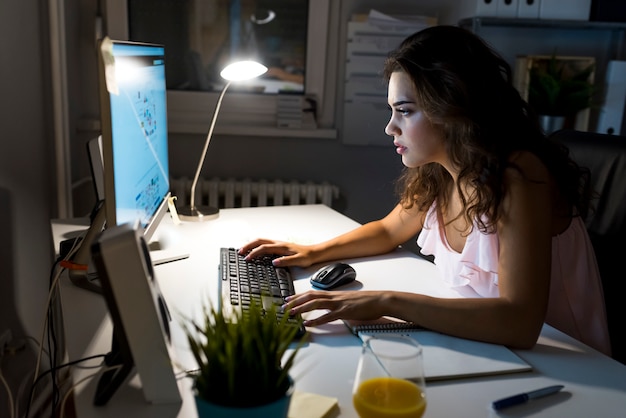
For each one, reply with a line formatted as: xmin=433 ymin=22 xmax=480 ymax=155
xmin=383 ymin=25 xmax=591 ymax=233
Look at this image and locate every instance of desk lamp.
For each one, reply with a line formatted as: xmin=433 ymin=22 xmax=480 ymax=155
xmin=178 ymin=60 xmax=267 ymax=221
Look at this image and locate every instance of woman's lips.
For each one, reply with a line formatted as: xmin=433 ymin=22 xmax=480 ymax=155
xmin=394 ymin=142 xmax=407 ymax=154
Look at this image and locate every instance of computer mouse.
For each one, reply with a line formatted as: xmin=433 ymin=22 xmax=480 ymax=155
xmin=310 ymin=262 xmax=356 ymax=290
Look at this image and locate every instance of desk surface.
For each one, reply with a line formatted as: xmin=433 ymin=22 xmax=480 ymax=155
xmin=55 ymin=204 xmax=626 ymax=417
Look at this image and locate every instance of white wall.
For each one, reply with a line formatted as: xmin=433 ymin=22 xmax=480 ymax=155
xmin=0 ymin=0 xmax=56 ymax=336
xmin=0 ymin=0 xmax=56 ymax=411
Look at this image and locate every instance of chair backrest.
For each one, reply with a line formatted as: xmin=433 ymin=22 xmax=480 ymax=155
xmin=550 ymin=129 xmax=626 ymax=364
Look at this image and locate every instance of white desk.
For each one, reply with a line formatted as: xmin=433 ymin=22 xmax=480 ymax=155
xmin=55 ymin=205 xmax=626 ymax=417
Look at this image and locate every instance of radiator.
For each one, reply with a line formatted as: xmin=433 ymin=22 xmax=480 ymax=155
xmin=170 ymin=177 xmax=340 ymax=209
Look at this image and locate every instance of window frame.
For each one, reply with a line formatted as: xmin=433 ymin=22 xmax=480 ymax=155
xmin=104 ymin=0 xmax=335 ymax=138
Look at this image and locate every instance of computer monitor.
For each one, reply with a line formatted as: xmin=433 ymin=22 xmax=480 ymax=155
xmin=97 ymin=38 xmax=170 ymax=244
xmin=67 ymin=38 xmax=186 ymax=293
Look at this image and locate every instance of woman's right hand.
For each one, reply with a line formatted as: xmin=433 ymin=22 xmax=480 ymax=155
xmin=238 ymin=239 xmax=318 ymax=268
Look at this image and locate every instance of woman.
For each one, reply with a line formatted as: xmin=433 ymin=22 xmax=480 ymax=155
xmin=239 ymin=26 xmax=610 ymax=355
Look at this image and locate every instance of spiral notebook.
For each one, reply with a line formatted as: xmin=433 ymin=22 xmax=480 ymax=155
xmin=344 ymin=317 xmax=425 ymax=334
xmin=344 ymin=318 xmax=532 ymax=382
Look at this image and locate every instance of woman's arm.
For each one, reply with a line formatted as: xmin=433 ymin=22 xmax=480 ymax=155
xmin=286 ymin=152 xmax=555 ymax=349
xmin=239 ymin=203 xmax=426 ymax=268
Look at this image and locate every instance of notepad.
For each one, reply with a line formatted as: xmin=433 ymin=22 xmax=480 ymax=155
xmin=353 ymin=324 xmax=532 ymax=382
xmin=288 ymin=391 xmax=338 ymax=418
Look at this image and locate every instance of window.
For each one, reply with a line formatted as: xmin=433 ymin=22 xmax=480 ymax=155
xmin=105 ymin=0 xmax=334 ymax=137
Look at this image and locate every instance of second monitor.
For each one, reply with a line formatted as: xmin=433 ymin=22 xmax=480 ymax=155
xmin=97 ymin=37 xmax=171 ymax=244
xmin=68 ymin=38 xmax=186 ymax=293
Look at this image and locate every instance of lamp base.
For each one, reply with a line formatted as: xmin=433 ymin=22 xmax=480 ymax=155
xmin=177 ymin=205 xmax=220 ymax=222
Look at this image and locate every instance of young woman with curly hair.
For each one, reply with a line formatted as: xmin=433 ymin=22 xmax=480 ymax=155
xmin=239 ymin=25 xmax=610 ymax=355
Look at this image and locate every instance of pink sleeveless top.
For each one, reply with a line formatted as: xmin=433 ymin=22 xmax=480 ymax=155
xmin=417 ymin=205 xmax=611 ymax=356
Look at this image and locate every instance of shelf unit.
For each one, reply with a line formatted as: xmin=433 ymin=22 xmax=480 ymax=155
xmin=459 ymin=17 xmax=626 ymax=60
xmin=460 ymin=17 xmax=626 ymax=32
xmin=459 ymin=17 xmax=626 ymax=133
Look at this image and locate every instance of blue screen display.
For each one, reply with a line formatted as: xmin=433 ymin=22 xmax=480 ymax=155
xmin=108 ymin=43 xmax=169 ymax=229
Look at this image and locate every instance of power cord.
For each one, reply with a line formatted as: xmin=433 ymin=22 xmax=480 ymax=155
xmin=59 ymin=364 xmax=122 ymax=418
xmin=27 ymin=232 xmax=84 ymax=417
xmin=28 ymin=260 xmax=63 ymax=417
xmin=0 ymin=335 xmax=42 ymax=418
xmin=24 ymin=354 xmax=106 ymax=418
xmin=0 ymin=351 xmax=16 ymax=418
xmin=47 ymin=261 xmax=62 ymax=413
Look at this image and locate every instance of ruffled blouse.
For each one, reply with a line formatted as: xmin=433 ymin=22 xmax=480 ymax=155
xmin=417 ymin=204 xmax=611 ymax=356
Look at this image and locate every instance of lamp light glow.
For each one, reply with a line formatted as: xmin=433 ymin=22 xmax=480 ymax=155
xmin=177 ymin=60 xmax=268 ymax=222
xmin=220 ymin=61 xmax=268 ymax=81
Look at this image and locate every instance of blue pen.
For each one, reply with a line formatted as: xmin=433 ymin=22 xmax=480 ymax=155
xmin=492 ymin=385 xmax=564 ymax=410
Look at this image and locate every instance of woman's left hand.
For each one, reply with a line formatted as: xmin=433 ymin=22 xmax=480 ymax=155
xmin=283 ymin=290 xmax=387 ymax=327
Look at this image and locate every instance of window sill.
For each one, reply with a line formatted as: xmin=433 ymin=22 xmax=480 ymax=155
xmin=77 ymin=118 xmax=337 ymax=139
xmin=170 ymin=123 xmax=337 ymax=139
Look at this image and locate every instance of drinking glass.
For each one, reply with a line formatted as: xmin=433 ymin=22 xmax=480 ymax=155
xmin=352 ymin=334 xmax=427 ymax=418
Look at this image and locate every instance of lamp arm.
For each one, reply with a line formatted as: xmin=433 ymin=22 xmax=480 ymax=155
xmin=189 ymin=80 xmax=232 ymax=210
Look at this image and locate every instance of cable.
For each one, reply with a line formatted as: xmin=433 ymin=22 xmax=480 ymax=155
xmin=33 ymin=266 xmax=62 ymax=385
xmin=6 ymin=335 xmax=47 ymax=418
xmin=47 ymin=263 xmax=59 ymax=413
xmin=26 ymin=232 xmax=85 ymax=417
xmin=33 ymin=233 xmax=84 ymax=386
xmin=48 ymin=256 xmax=69 ymax=412
xmin=0 ymin=355 xmax=16 ymax=418
xmin=14 ymin=369 xmax=34 ymax=418
xmin=30 ymin=262 xmax=62 ymax=417
xmin=1 ymin=336 xmax=40 ymax=418
xmin=71 ymin=176 xmax=93 ymax=191
xmin=59 ymin=260 xmax=88 ymax=271
xmin=24 ymin=354 xmax=106 ymax=418
xmin=176 ymin=368 xmax=199 ymax=380
xmin=21 ymin=222 xmax=91 ymax=417
xmin=21 ymin=336 xmax=48 ymax=358
xmin=59 ymin=364 xmax=122 ymax=418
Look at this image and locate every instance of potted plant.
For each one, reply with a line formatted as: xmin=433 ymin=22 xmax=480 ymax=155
xmin=527 ymin=54 xmax=596 ymax=133
xmin=181 ymin=300 xmax=305 ymax=417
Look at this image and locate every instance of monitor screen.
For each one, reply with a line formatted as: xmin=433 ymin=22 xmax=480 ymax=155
xmin=97 ymin=38 xmax=170 ymax=243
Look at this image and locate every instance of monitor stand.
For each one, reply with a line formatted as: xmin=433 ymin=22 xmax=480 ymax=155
xmin=93 ymin=332 xmax=134 ymax=406
xmin=146 ymin=219 xmax=190 ymax=265
xmin=67 ymin=204 xmax=189 ymax=294
xmin=148 ymin=241 xmax=190 ymax=265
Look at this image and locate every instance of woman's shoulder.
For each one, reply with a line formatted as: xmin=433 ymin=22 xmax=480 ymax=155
xmin=505 ymin=150 xmax=552 ymax=183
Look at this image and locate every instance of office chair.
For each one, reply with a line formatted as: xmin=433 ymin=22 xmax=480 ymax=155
xmin=550 ymin=129 xmax=626 ymax=365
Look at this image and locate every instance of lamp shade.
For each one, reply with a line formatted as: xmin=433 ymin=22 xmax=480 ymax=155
xmin=220 ymin=61 xmax=268 ymax=81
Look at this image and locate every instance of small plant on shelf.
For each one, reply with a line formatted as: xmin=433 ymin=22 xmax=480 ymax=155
xmin=527 ymin=54 xmax=596 ymax=117
xmin=181 ymin=299 xmax=305 ymax=414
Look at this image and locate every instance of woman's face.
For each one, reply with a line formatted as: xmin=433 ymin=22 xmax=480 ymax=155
xmin=385 ymin=71 xmax=447 ymax=169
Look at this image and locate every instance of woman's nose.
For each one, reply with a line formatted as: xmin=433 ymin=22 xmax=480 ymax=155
xmin=385 ymin=119 xmax=398 ymax=137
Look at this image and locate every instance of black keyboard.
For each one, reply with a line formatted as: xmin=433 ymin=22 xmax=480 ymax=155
xmin=219 ymin=247 xmax=305 ymax=337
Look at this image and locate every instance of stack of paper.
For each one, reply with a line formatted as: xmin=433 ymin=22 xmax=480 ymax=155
xmin=343 ymin=10 xmax=437 ymax=146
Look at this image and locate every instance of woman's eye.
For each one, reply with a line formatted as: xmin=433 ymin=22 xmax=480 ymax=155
xmin=388 ymin=105 xmax=413 ymax=116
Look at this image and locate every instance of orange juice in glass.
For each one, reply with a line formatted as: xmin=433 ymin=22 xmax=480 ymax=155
xmin=353 ymin=335 xmax=426 ymax=418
